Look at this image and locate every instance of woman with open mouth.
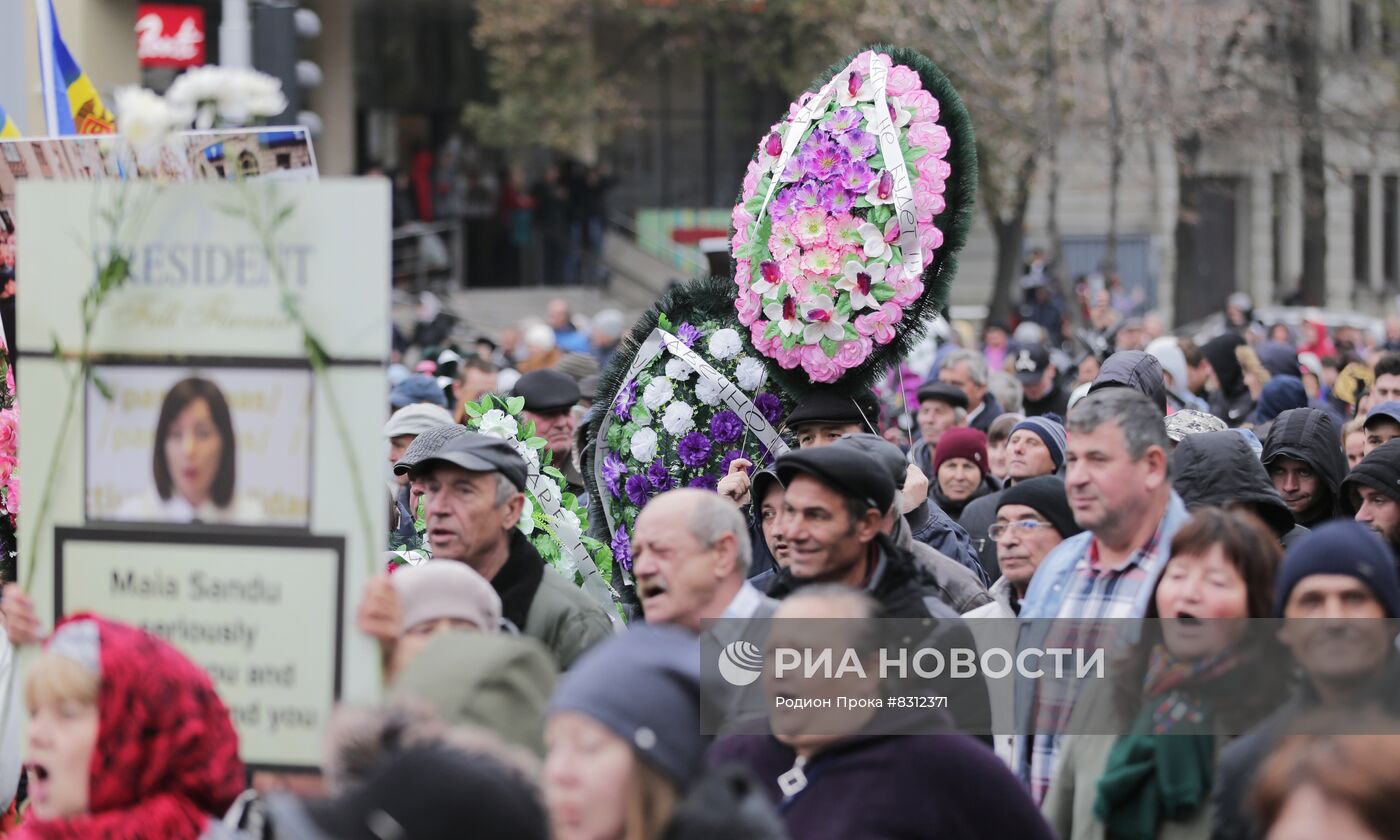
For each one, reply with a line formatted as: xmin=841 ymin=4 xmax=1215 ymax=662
xmin=1043 ymin=506 xmax=1289 ymax=840
xmin=15 ymin=614 xmax=244 ymax=838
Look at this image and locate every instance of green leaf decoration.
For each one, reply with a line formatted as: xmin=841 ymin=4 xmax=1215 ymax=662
xmin=836 ymin=295 xmax=853 ymax=318
xmin=90 ymin=371 xmax=114 ymax=402
xmin=657 ymin=312 xmax=674 ymax=332
xmin=844 ymin=323 xmax=859 ymax=340
xmin=506 ymin=396 xmax=525 ymax=415
xmin=820 ymin=337 xmax=839 ymax=356
xmin=854 ymin=196 xmax=873 ymax=209
xmin=873 ymin=285 xmax=897 ymax=303
xmin=542 ymin=466 xmax=565 ymax=480
xmin=526 ymin=436 xmax=548 ymax=451
xmin=781 ymin=333 xmax=800 ymax=350
xmin=868 ymin=154 xmax=885 ymax=170
xmin=868 ymin=205 xmax=892 ymax=226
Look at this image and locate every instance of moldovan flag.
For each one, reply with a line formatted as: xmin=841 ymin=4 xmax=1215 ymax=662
xmin=36 ymin=0 xmax=116 ymax=135
xmin=0 ymin=105 xmax=18 ymax=139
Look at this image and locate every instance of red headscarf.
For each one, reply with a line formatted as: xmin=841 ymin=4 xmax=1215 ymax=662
xmin=13 ymin=614 xmax=245 ymax=839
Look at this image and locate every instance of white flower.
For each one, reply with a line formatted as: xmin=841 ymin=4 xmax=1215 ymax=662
xmin=114 ymin=86 xmax=180 ymax=158
xmin=642 ymin=377 xmax=674 ymax=412
xmin=630 ymin=427 xmax=659 ymax=462
xmin=735 ymin=356 xmax=768 ymax=391
xmin=665 ymin=357 xmax=695 ymax=382
xmin=695 ymin=377 xmax=724 ymax=406
xmin=708 ymin=328 xmax=743 ymax=360
xmin=477 ymin=409 xmax=519 ymax=440
xmin=517 ymin=495 xmax=535 ymax=535
xmin=662 ymin=402 xmax=696 ymax=435
xmin=835 ymin=260 xmax=886 ymax=312
xmin=763 ymin=297 xmax=805 ymax=338
xmin=859 ymin=219 xmax=896 ymax=261
xmin=165 ymin=66 xmax=286 ymax=128
xmin=801 ymin=295 xmax=850 ymax=345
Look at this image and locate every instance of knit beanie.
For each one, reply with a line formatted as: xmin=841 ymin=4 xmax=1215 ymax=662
xmin=1274 ymin=520 xmax=1400 ymax=617
xmin=932 ymin=426 xmax=989 ymax=479
xmin=549 ymin=625 xmax=702 ymax=787
xmin=1340 ymin=438 xmax=1400 ymax=515
xmin=997 ymin=476 xmax=1081 ymax=540
xmin=391 ymin=561 xmax=503 ymax=633
xmin=1010 ymin=415 xmax=1067 ymax=470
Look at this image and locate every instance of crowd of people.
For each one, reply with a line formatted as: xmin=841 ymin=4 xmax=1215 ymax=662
xmin=3 ymin=287 xmax=1400 ymax=839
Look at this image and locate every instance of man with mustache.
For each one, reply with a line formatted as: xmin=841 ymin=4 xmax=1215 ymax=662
xmin=1013 ymin=388 xmax=1189 ymax=803
xmin=1212 ymin=522 xmax=1400 ymax=840
xmin=513 ymin=369 xmax=586 ymax=499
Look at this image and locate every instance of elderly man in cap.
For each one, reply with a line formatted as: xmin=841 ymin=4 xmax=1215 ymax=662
xmin=512 ymin=368 xmax=586 ymax=497
xmin=939 ymin=349 xmax=1003 ymax=433
xmin=384 ymin=403 xmax=456 ymax=551
xmin=780 ymin=387 xmax=881 ymax=448
xmin=1342 ymin=438 xmax=1400 ymax=562
xmin=1212 ymin=521 xmax=1400 ymax=840
xmin=1015 ymin=344 xmax=1070 ymax=419
xmin=908 ymin=381 xmax=968 ymax=480
xmin=958 ymin=415 xmax=1067 ymax=580
xmin=358 ymin=431 xmax=612 ymax=669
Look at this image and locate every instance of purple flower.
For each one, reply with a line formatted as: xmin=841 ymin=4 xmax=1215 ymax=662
xmin=710 ymin=410 xmax=744 ymax=444
xmin=602 ymin=452 xmax=627 ymax=498
xmin=770 ymin=187 xmax=799 ymax=222
xmin=755 ymin=392 xmax=784 ymax=425
xmin=688 ymin=475 xmax=719 ymax=491
xmin=799 ymin=139 xmax=850 ymax=182
xmin=676 ymin=323 xmax=701 ymax=348
xmin=793 ymin=180 xmax=823 ymax=209
xmin=719 ymin=449 xmax=749 ymax=475
xmin=613 ymin=379 xmax=639 ymax=422
xmin=837 ymin=128 xmax=878 ymax=160
xmin=840 ymin=160 xmax=876 ymax=193
xmin=678 ymin=432 xmax=713 ymax=468
xmin=625 ymin=474 xmax=653 ymax=507
xmin=821 ymin=183 xmax=856 ymax=216
xmin=611 ymin=528 xmax=632 ymax=571
xmin=823 ymin=106 xmax=862 ymax=133
xmin=647 ymin=459 xmax=676 ymax=492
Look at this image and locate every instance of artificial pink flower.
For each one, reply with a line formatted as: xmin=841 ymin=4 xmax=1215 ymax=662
xmin=774 ymin=344 xmax=803 ymax=370
xmin=855 ymin=303 xmax=902 ymax=345
xmin=737 ymin=289 xmax=763 ymax=323
xmin=900 ymin=89 xmax=940 ymax=125
xmin=793 ymin=209 xmax=830 ymax=248
xmin=731 ymin=221 xmax=751 ymax=255
xmin=801 ymin=344 xmax=843 ymax=383
xmin=829 ymin=215 xmax=865 ymax=250
xmin=742 ymin=160 xmax=765 ymax=197
xmin=801 ymin=246 xmax=840 ymax=277
xmin=908 ymin=123 xmax=950 ymax=157
xmin=892 ymin=277 xmax=925 ymax=307
xmin=885 ymin=64 xmax=921 ymax=97
xmin=770 ymin=223 xmax=800 ymax=259
xmin=918 ymin=224 xmax=944 ymax=263
xmin=835 ymin=335 xmax=874 ymax=369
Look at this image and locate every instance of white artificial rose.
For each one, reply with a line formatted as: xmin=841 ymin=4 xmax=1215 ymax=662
xmin=642 ymin=377 xmax=674 ymax=411
xmin=114 ymin=87 xmax=180 ymax=156
xmin=695 ymin=377 xmax=724 ymax=406
xmin=630 ymin=427 xmax=659 ymax=462
xmin=477 ymin=409 xmax=519 ymax=440
xmin=708 ymin=328 xmax=743 ymax=360
xmin=735 ymin=356 xmax=768 ymax=391
xmin=662 ymin=402 xmax=696 ymax=435
xmin=665 ymin=357 xmax=695 ymax=382
xmin=517 ymin=495 xmax=535 ymax=535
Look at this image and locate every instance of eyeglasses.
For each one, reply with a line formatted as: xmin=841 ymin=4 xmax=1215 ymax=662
xmin=988 ymin=520 xmax=1053 ymax=541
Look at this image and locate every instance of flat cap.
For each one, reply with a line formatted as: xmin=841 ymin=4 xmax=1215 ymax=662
xmin=384 ymin=403 xmax=456 ymax=438
xmin=776 ymin=446 xmax=896 ymax=514
xmin=782 ymin=388 xmax=881 ymax=432
xmin=915 ymin=381 xmax=969 ymax=410
xmin=512 ymin=369 xmax=581 ymax=413
xmin=831 ymin=432 xmax=908 ymax=488
xmin=395 ymin=430 xmax=528 ymax=491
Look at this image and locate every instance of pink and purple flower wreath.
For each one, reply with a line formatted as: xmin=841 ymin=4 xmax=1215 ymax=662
xmin=731 ymin=50 xmax=953 ymax=383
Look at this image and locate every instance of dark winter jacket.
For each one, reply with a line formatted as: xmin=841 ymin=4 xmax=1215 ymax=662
xmin=766 ymin=534 xmax=955 ymax=620
xmin=958 ymin=489 xmax=1003 ymax=583
xmin=904 ymin=498 xmax=987 ymax=583
xmin=1212 ymin=654 xmax=1400 ymax=840
xmin=967 ymin=392 xmax=1004 ymax=434
xmin=706 ymin=734 xmax=1055 ymax=840
xmin=1088 ymin=351 xmax=1167 ymax=413
xmin=1169 ymin=431 xmax=1297 ymax=544
xmin=1023 ymin=383 xmax=1070 ymax=419
xmin=661 ymin=765 xmax=789 ymax=840
xmin=1202 ymin=333 xmax=1254 ymax=426
xmin=1260 ymin=407 xmax=1348 ymax=527
xmin=894 ymin=518 xmax=992 ymax=613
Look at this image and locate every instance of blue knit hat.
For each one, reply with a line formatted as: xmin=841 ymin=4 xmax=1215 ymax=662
xmin=1010 ymin=414 xmax=1067 ymax=470
xmin=549 ymin=625 xmax=703 ymax=786
xmin=390 ymin=374 xmax=449 ymax=409
xmin=1274 ymin=520 xmax=1400 ymax=618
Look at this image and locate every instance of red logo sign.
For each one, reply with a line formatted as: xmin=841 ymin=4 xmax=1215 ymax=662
xmin=136 ymin=5 xmax=206 ymax=68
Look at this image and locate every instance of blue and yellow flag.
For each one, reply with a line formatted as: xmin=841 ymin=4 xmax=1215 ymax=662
xmin=0 ymin=105 xmax=18 ymax=139
xmin=38 ymin=0 xmax=116 ymax=135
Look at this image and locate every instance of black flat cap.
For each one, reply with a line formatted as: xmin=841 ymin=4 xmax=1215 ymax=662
xmin=782 ymin=388 xmax=880 ymax=432
xmin=831 ymin=432 xmax=908 ymax=489
xmin=393 ymin=423 xmax=467 ymax=475
xmin=915 ymin=381 xmax=969 ymax=410
xmin=512 ymin=369 xmax=581 ymax=413
xmin=776 ymin=446 xmax=896 ymax=514
xmin=395 ymin=431 xmax=528 ymax=491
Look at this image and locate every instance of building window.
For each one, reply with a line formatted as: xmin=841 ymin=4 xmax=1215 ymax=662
xmin=1386 ymin=174 xmax=1398 ymax=286
xmin=1355 ymin=173 xmax=1372 ymax=288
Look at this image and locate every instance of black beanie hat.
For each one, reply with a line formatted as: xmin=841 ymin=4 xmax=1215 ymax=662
xmin=997 ymin=476 xmax=1082 ymax=540
xmin=1340 ymin=438 xmax=1400 ymax=515
xmin=1274 ymin=520 xmax=1400 ymax=618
